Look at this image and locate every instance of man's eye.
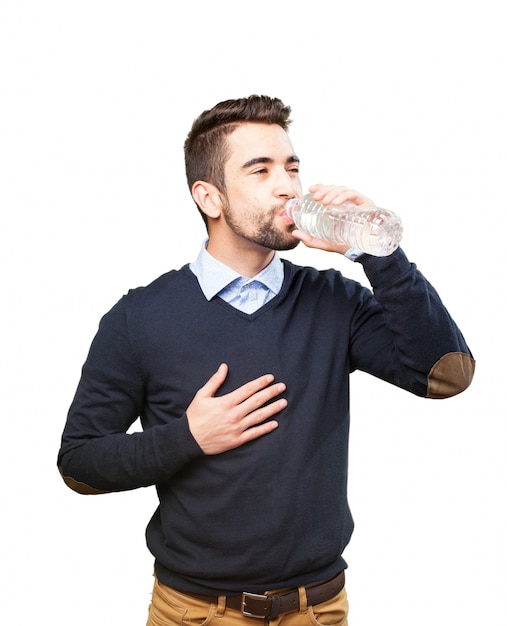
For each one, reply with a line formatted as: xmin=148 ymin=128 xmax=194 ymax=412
xmin=253 ymin=168 xmax=267 ymax=175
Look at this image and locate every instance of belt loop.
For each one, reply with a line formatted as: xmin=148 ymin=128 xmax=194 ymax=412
xmin=216 ymin=595 xmax=226 ymax=617
xmin=297 ymin=585 xmax=308 ymax=613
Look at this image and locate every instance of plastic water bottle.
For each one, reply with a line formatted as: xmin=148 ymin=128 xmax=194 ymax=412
xmin=285 ymin=194 xmax=403 ymax=257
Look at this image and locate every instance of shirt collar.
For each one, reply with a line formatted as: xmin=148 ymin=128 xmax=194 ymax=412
xmin=189 ymin=239 xmax=284 ymax=301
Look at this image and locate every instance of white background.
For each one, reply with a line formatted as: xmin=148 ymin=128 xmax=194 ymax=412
xmin=1 ymin=1 xmax=505 ymax=624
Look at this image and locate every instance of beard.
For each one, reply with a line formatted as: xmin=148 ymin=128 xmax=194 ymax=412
xmin=222 ymin=197 xmax=300 ymax=251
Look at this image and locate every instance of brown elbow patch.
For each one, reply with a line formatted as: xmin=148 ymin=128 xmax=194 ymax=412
xmin=59 ymin=467 xmax=110 ymax=495
xmin=426 ymin=352 xmax=475 ymax=399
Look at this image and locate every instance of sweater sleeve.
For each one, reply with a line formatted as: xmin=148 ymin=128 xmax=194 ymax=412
xmin=57 ymin=298 xmax=204 ymax=495
xmin=350 ymin=248 xmax=474 ymax=398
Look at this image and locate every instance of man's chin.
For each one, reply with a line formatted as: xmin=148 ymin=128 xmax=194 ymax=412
xmin=253 ymin=224 xmax=301 ymax=252
xmin=274 ymin=238 xmax=300 ymax=252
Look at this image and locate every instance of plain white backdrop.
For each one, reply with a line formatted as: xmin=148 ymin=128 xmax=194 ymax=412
xmin=1 ymin=1 xmax=505 ymax=624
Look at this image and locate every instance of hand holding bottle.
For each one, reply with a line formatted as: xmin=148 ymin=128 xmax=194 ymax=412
xmin=287 ymin=184 xmax=403 ymax=257
xmin=307 ymin=184 xmax=375 ymax=209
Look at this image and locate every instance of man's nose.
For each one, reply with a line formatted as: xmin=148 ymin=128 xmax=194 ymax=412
xmin=274 ymin=171 xmax=300 ymax=199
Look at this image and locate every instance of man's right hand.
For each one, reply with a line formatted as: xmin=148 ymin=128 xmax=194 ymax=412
xmin=186 ymin=363 xmax=287 ymax=455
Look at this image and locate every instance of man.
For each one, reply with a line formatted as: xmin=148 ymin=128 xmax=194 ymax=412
xmin=58 ymin=95 xmax=474 ymax=625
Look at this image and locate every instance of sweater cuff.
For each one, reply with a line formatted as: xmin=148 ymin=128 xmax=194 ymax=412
xmin=357 ymin=247 xmax=412 ymax=288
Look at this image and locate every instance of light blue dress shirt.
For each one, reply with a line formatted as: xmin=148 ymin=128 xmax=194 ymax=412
xmin=189 ymin=241 xmax=285 ymax=314
xmin=189 ymin=240 xmax=362 ymax=314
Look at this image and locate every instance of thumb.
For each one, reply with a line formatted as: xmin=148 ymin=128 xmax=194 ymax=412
xmin=196 ymin=363 xmax=228 ymax=398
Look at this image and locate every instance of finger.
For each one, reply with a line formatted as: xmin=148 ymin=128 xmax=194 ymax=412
xmin=309 ymin=184 xmax=348 ymax=199
xmin=239 ymin=381 xmax=287 ymax=416
xmin=196 ymin=363 xmax=228 ymax=398
xmin=237 ymin=415 xmax=281 ymax=446
xmin=226 ymin=373 xmax=276 ymax=405
xmin=326 ymin=189 xmax=373 ymax=207
xmin=308 ymin=184 xmax=373 ymax=208
xmin=235 ymin=396 xmax=288 ymax=446
xmin=242 ymin=396 xmax=288 ymax=428
xmin=292 ymin=229 xmax=351 ymax=254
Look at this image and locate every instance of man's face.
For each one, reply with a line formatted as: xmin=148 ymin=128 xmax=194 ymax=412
xmin=220 ymin=122 xmax=303 ymax=251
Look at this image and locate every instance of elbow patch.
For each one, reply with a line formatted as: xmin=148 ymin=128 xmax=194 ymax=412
xmin=58 ymin=467 xmax=110 ymax=495
xmin=426 ymin=352 xmax=475 ymax=399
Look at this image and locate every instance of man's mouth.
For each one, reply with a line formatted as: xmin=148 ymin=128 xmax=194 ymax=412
xmin=278 ymin=208 xmax=295 ymax=225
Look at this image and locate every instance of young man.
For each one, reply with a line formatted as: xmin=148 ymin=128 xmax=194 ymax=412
xmin=58 ymin=95 xmax=474 ymax=625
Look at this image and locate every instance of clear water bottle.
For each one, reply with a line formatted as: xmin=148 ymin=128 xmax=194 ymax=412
xmin=285 ymin=194 xmax=403 ymax=257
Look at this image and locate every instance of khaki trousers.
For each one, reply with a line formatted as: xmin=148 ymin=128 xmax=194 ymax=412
xmin=146 ymin=576 xmax=348 ymax=626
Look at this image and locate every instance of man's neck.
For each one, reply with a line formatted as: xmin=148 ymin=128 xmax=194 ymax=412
xmin=205 ymin=237 xmax=275 ymax=278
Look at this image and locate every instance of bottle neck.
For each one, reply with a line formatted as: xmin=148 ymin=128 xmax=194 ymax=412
xmin=284 ymin=197 xmax=298 ymax=220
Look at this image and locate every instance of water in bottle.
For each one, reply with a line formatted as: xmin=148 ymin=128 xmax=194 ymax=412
xmin=285 ymin=194 xmax=403 ymax=257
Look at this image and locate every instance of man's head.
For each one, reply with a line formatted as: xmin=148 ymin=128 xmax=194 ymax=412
xmin=184 ymin=95 xmax=293 ymax=229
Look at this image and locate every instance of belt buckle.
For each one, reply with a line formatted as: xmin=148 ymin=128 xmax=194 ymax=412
xmin=241 ymin=591 xmax=269 ymax=619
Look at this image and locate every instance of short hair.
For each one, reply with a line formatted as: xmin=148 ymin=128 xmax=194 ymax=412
xmin=184 ymin=95 xmax=292 ymax=226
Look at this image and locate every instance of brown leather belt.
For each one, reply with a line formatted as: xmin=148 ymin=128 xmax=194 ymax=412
xmin=190 ymin=570 xmax=345 ymax=620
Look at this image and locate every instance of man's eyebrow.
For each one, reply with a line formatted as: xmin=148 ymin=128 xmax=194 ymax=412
xmin=242 ymin=155 xmax=300 ymax=169
xmin=242 ymin=157 xmax=273 ymax=169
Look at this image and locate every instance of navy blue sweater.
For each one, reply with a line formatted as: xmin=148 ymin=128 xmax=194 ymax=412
xmin=58 ymin=249 xmax=474 ymax=594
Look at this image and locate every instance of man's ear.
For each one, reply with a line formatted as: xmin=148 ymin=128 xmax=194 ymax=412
xmin=191 ymin=181 xmax=222 ymax=219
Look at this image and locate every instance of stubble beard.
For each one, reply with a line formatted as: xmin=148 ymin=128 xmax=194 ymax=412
xmin=222 ymin=199 xmax=300 ymax=252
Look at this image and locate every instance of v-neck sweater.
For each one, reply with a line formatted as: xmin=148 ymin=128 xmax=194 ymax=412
xmin=58 ymin=248 xmax=474 ymax=594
